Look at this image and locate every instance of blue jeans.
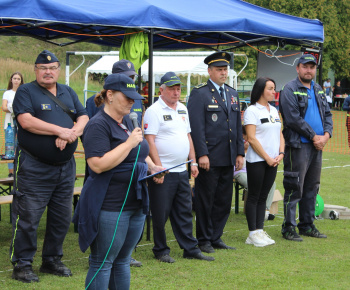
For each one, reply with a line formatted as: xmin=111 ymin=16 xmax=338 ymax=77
xmin=86 ymin=209 xmax=145 ymax=290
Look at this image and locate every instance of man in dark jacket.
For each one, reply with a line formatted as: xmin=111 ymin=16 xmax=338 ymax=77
xmin=279 ymin=54 xmax=333 ymax=241
xmin=187 ymin=51 xmax=244 ymax=253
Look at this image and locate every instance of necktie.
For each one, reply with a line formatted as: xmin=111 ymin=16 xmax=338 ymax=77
xmin=219 ymin=87 xmax=226 ymax=106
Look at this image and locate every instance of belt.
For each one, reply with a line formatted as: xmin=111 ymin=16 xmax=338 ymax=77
xmin=19 ymin=146 xmax=69 ymax=166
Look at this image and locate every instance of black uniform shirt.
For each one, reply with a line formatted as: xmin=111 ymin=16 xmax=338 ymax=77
xmin=13 ymin=81 xmax=87 ymax=163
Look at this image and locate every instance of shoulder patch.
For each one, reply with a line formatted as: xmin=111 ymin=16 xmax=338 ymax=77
xmin=194 ymin=82 xmax=207 ymax=89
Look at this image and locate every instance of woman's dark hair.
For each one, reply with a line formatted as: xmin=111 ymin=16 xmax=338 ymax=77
xmin=94 ymin=89 xmax=107 ymax=107
xmin=7 ymin=72 xmax=24 ymax=90
xmin=250 ymin=77 xmax=276 ymax=105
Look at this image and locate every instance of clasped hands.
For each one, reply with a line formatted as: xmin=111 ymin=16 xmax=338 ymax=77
xmin=56 ymin=128 xmax=79 ymax=151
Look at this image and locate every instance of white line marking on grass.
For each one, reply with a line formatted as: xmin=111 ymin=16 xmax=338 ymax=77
xmin=277 ymin=164 xmax=350 ymax=173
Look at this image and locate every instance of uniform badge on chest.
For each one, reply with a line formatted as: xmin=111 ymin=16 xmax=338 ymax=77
xmin=41 ymin=104 xmax=51 ymax=110
xmin=163 ymin=115 xmax=172 ymax=121
xmin=212 ymin=113 xmax=218 ymax=122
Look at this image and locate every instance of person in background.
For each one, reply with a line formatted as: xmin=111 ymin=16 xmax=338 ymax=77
xmin=332 ymin=80 xmax=343 ymax=109
xmin=279 ymin=54 xmax=333 ymax=241
xmin=323 ymin=78 xmax=331 ymax=96
xmin=342 ymin=95 xmax=350 ymax=148
xmin=73 ymin=74 xmax=165 ymax=289
xmin=10 ymin=50 xmax=89 ymax=283
xmin=323 ymin=78 xmax=332 ymax=107
xmin=2 ymin=72 xmax=24 ymax=177
xmin=233 ymin=125 xmax=249 ymax=189
xmin=142 ymin=81 xmax=149 ymax=96
xmin=243 ymin=77 xmax=284 ymax=247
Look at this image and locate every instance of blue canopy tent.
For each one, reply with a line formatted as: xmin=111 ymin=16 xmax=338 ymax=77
xmin=0 ymin=0 xmax=324 ymax=96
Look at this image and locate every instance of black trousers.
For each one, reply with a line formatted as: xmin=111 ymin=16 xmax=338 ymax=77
xmin=282 ymin=143 xmax=322 ymax=232
xmin=195 ymin=166 xmax=233 ymax=246
xmin=246 ymin=161 xmax=277 ymax=231
xmin=10 ymin=149 xmax=75 ymax=267
xmin=148 ymin=171 xmax=200 ymax=256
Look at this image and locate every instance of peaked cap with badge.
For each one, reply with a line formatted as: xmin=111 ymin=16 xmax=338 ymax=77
xmin=35 ymin=50 xmax=60 ymax=64
xmin=204 ymin=51 xmax=231 ymax=67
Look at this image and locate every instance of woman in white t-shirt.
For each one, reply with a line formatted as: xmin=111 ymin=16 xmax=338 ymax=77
xmin=243 ymin=77 xmax=285 ymax=247
xmin=2 ymin=72 xmax=24 ymax=176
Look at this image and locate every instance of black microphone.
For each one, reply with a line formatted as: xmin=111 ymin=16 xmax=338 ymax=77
xmin=129 ymin=112 xmax=139 ymax=129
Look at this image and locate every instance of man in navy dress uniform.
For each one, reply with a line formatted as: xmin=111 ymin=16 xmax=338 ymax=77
xmin=187 ymin=51 xmax=245 ymax=253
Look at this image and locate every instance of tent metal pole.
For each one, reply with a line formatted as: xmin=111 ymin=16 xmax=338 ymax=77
xmin=318 ymin=43 xmax=323 ymax=86
xmin=148 ymin=29 xmax=154 ymax=106
xmin=65 ymin=52 xmax=74 ymax=86
xmin=138 ymin=68 xmax=142 ymax=94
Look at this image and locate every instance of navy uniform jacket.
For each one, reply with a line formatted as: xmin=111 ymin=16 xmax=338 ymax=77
xmin=187 ymin=81 xmax=244 ymax=167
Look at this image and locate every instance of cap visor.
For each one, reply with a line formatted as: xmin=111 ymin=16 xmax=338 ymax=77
xmin=164 ymin=81 xmax=182 ymax=86
xmin=124 ymin=70 xmax=138 ymax=77
xmin=123 ymin=90 xmax=145 ymax=100
xmin=209 ymin=61 xmax=229 ymax=67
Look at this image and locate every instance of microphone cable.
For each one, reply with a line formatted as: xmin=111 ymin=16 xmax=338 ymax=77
xmin=86 ymin=144 xmax=141 ymax=289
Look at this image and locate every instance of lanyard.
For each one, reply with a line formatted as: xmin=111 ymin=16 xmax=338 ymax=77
xmin=117 ymin=122 xmax=131 ymax=136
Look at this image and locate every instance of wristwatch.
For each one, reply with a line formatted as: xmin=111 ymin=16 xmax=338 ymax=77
xmin=191 ymin=163 xmax=198 ymax=166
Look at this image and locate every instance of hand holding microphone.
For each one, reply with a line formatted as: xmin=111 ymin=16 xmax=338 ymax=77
xmin=127 ymin=112 xmax=143 ymax=148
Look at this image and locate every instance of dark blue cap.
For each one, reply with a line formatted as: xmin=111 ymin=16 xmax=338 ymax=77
xmin=112 ymin=59 xmax=138 ymax=77
xmin=35 ymin=50 xmax=59 ymax=64
xmin=103 ymin=74 xmax=144 ymax=100
xmin=204 ymin=51 xmax=230 ymax=67
xmin=298 ymin=54 xmax=317 ymax=65
xmin=160 ymin=72 xmax=181 ymax=86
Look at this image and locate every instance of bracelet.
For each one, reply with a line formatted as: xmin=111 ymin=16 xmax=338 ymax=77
xmin=191 ymin=163 xmax=198 ymax=166
xmin=279 ymin=152 xmax=285 ymax=155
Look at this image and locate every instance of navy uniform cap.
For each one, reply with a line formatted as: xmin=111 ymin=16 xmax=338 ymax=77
xmin=298 ymin=54 xmax=317 ymax=65
xmin=160 ymin=72 xmax=182 ymax=86
xmin=104 ymin=74 xmax=144 ymax=100
xmin=204 ymin=51 xmax=231 ymax=67
xmin=35 ymin=50 xmax=60 ymax=64
xmin=112 ymin=59 xmax=138 ymax=77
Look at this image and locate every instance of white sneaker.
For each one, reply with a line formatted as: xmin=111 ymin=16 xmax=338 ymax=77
xmin=260 ymin=231 xmax=275 ymax=245
xmin=245 ymin=232 xmax=268 ymax=247
xmin=265 ymin=211 xmax=269 ymax=221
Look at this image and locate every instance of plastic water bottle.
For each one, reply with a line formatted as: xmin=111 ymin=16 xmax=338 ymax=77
xmin=5 ymin=123 xmax=15 ymax=159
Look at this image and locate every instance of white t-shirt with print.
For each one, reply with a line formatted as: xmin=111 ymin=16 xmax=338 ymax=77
xmin=244 ymin=103 xmax=281 ymax=163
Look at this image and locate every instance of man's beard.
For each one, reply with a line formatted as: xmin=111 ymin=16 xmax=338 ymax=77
xmin=299 ymin=76 xmax=313 ymax=83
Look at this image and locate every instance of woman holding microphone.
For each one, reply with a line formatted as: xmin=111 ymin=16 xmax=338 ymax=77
xmin=74 ymin=74 xmax=165 ymax=289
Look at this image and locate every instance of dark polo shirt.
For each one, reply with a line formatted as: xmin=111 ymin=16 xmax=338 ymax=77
xmin=13 ymin=81 xmax=87 ymax=163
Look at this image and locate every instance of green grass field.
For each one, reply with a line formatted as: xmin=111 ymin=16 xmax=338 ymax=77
xmin=0 ymin=150 xmax=349 ymax=289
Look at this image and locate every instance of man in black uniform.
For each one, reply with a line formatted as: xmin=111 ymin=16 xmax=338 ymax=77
xmin=10 ymin=50 xmax=89 ymax=283
xmin=279 ymin=54 xmax=333 ymax=241
xmin=187 ymin=51 xmax=244 ymax=253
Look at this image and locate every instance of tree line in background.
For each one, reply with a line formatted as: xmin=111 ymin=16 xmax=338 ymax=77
xmin=243 ymin=0 xmax=350 ymax=81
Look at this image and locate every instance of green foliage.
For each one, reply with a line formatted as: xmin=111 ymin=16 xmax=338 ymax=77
xmin=245 ymin=0 xmax=350 ymax=80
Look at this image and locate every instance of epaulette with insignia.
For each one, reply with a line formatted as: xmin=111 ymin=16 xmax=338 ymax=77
xmin=194 ymin=82 xmax=207 ymax=89
xmin=224 ymin=83 xmax=236 ymax=91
